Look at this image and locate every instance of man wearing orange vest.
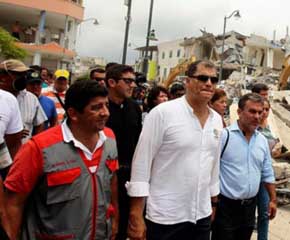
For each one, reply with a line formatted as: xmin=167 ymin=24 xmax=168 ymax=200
xmin=43 ymin=69 xmax=69 ymax=124
xmin=1 ymin=80 xmax=119 ymax=240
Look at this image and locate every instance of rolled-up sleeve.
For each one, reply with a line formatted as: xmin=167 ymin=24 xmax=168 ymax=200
xmin=126 ymin=108 xmax=164 ymax=197
xmin=261 ymin=141 xmax=275 ymax=183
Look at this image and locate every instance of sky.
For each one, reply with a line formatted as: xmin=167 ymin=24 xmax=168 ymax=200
xmin=77 ymin=0 xmax=290 ymax=64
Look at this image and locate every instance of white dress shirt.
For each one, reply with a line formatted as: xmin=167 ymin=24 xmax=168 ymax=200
xmin=126 ymin=96 xmax=223 ymax=224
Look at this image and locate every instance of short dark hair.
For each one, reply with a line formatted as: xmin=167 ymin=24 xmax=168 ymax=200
xmin=210 ymin=88 xmax=226 ymax=104
xmin=135 ymin=72 xmax=147 ymax=86
xmin=186 ymin=60 xmax=216 ymax=77
xmin=90 ymin=68 xmax=105 ymax=79
xmin=65 ymin=80 xmax=108 ymax=114
xmin=105 ymin=62 xmax=118 ymax=72
xmin=238 ymin=93 xmax=263 ymax=110
xmin=147 ymin=85 xmax=169 ymax=111
xmin=251 ymin=83 xmax=269 ymax=94
xmin=29 ymin=65 xmax=42 ymax=73
xmin=105 ymin=64 xmax=134 ymax=87
xmin=169 ymin=82 xmax=185 ymax=95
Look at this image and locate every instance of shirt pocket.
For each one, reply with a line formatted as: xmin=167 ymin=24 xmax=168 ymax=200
xmin=105 ymin=158 xmax=119 ymax=173
xmin=203 ymin=128 xmax=222 ymax=151
xmin=46 ymin=167 xmax=81 ymax=205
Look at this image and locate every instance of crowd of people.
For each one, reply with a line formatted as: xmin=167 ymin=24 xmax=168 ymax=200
xmin=0 ymin=58 xmax=280 ymax=240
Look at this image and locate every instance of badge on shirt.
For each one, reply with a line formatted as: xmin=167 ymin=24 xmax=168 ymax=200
xmin=213 ymin=129 xmax=220 ymax=139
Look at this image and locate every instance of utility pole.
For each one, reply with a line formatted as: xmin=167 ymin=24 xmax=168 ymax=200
xmin=143 ymin=0 xmax=154 ymax=75
xmin=122 ymin=0 xmax=132 ymax=64
xmin=219 ymin=10 xmax=241 ymax=82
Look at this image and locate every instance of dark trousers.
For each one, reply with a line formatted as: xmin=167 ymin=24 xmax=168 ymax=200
xmin=211 ymin=195 xmax=257 ymax=240
xmin=0 ymin=226 xmax=9 ymax=240
xmin=146 ymin=217 xmax=211 ymax=240
xmin=116 ymin=167 xmax=131 ymax=240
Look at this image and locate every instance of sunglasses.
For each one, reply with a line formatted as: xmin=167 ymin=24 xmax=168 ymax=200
xmin=119 ymin=78 xmax=136 ymax=85
xmin=94 ymin=77 xmax=105 ymax=82
xmin=190 ymin=75 xmax=219 ymax=84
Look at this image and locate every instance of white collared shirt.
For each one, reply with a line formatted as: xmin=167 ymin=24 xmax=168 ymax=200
xmin=17 ymin=90 xmax=47 ymax=143
xmin=61 ymin=120 xmax=107 ymax=172
xmin=0 ymin=90 xmax=23 ymax=143
xmin=126 ymin=96 xmax=223 ymax=224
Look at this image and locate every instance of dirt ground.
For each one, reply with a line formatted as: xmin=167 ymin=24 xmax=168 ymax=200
xmin=251 ymin=204 xmax=290 ymax=240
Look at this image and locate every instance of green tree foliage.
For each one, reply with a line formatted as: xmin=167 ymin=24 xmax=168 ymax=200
xmin=0 ymin=27 xmax=27 ymax=59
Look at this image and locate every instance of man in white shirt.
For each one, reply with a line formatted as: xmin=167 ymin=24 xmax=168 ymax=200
xmin=0 ymin=89 xmax=23 ymax=178
xmin=0 ymin=59 xmax=46 ymax=143
xmin=126 ymin=60 xmax=223 ymax=240
xmin=0 ymin=61 xmax=25 ymax=239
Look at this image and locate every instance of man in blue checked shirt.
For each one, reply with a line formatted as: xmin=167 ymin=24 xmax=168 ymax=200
xmin=212 ymin=93 xmax=276 ymax=240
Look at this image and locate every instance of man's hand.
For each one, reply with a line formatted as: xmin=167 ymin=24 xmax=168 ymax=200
xmin=127 ymin=213 xmax=146 ymax=240
xmin=268 ymin=200 xmax=277 ymax=220
xmin=264 ymin=182 xmax=277 ymax=220
xmin=21 ymin=129 xmax=30 ymax=139
xmin=211 ymin=207 xmax=217 ymax=222
xmin=210 ymin=196 xmax=218 ymax=222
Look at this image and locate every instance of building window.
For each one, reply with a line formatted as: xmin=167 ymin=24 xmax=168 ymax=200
xmin=177 ymin=49 xmax=181 ymax=57
xmin=169 ymin=50 xmax=173 ymax=58
xmin=162 ymin=52 xmax=165 ymax=59
xmin=67 ymin=20 xmax=72 ymax=32
xmin=163 ymin=68 xmax=167 ymax=77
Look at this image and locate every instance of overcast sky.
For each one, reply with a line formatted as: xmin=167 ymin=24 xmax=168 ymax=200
xmin=77 ymin=0 xmax=289 ymax=64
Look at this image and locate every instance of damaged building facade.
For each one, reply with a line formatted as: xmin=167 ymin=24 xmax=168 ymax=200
xmin=244 ymin=34 xmax=285 ymax=73
xmin=134 ymin=30 xmax=288 ymax=85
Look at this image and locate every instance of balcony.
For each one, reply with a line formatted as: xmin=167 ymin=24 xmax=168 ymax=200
xmin=0 ymin=0 xmax=84 ymax=21
xmin=15 ymin=42 xmax=76 ymax=59
xmin=0 ymin=1 xmax=79 ymax=48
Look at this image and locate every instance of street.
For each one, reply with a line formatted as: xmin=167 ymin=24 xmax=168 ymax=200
xmin=252 ymin=205 xmax=290 ymax=240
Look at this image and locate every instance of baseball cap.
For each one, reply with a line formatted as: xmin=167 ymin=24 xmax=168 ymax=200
xmin=54 ymin=69 xmax=69 ymax=80
xmin=26 ymin=71 xmax=42 ymax=84
xmin=0 ymin=59 xmax=30 ymax=73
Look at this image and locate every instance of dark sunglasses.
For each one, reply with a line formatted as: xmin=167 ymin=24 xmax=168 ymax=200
xmin=191 ymin=75 xmax=219 ymax=84
xmin=119 ymin=78 xmax=136 ymax=84
xmin=94 ymin=77 xmax=105 ymax=82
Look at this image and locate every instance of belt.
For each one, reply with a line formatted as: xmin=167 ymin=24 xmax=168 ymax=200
xmin=219 ymin=194 xmax=257 ymax=206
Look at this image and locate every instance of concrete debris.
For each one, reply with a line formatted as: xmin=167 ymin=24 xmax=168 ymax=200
xmin=273 ymin=161 xmax=290 ymax=180
xmin=215 ymin=31 xmax=245 ymax=66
